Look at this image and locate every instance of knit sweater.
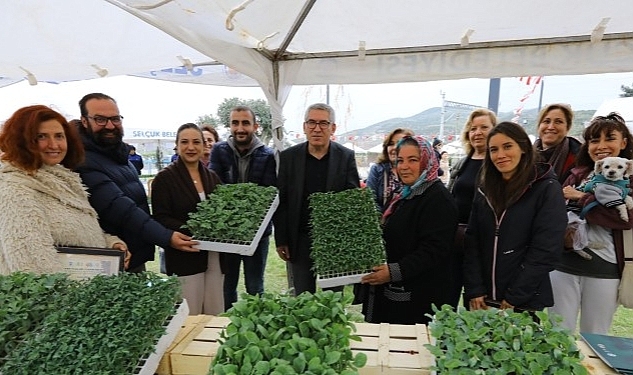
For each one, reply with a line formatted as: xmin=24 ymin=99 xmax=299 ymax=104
xmin=0 ymin=164 xmax=123 ymax=275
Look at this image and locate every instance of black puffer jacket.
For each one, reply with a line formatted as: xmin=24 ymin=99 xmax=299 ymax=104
xmin=76 ymin=130 xmax=172 ymax=269
xmin=463 ymin=163 xmax=567 ymax=310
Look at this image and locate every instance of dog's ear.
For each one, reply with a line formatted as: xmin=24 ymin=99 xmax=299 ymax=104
xmin=626 ymin=160 xmax=633 ymax=177
xmin=595 ymin=159 xmax=604 ymax=174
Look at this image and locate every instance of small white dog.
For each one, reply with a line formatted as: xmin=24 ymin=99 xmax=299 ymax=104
xmin=583 ymin=156 xmax=633 ymax=221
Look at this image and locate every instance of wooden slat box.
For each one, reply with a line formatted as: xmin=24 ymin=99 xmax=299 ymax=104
xmin=164 ymin=318 xmax=432 ymax=375
xmin=169 ymin=316 xmax=230 ymax=375
xmin=156 ymin=314 xmax=213 ymax=375
xmin=352 ymin=322 xmax=433 ymax=375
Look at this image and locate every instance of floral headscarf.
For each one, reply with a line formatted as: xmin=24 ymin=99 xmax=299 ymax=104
xmin=382 ymin=135 xmax=439 ymax=222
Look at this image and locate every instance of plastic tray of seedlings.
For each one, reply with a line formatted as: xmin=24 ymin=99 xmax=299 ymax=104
xmin=134 ymin=300 xmax=189 ymax=375
xmin=194 ymin=194 xmax=279 ymax=256
xmin=316 ymin=269 xmax=374 ymax=288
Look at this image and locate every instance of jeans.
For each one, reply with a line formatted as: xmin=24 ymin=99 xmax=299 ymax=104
xmin=223 ymin=235 xmax=269 ymax=310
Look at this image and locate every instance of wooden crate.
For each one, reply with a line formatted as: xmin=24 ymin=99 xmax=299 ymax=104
xmin=577 ymin=340 xmax=620 ymax=375
xmin=352 ymin=322 xmax=433 ymax=374
xmin=169 ymin=316 xmax=230 ymax=375
xmin=156 ymin=315 xmax=214 ymax=375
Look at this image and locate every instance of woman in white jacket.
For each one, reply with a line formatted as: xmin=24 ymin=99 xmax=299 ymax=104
xmin=0 ymin=105 xmax=128 ymax=275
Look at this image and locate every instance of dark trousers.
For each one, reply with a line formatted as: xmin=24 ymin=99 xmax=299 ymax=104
xmin=289 ymin=231 xmax=342 ymax=296
xmin=126 ymin=263 xmax=146 ymax=274
xmin=223 ymin=236 xmax=269 ymax=310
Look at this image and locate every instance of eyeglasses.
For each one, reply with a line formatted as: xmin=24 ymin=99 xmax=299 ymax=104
xmin=86 ymin=115 xmax=124 ymax=126
xmin=305 ymin=120 xmax=331 ymax=129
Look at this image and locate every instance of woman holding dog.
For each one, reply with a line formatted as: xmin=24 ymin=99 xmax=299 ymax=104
xmin=550 ymin=112 xmax=633 ymax=334
xmin=534 ymin=103 xmax=582 ymax=184
xmin=463 ymin=122 xmax=567 ymax=313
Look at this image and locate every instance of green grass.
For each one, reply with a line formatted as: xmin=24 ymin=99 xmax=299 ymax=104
xmin=147 ymin=242 xmax=633 ymax=338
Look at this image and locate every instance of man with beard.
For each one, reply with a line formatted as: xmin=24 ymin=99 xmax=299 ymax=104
xmin=209 ymin=105 xmax=276 ymax=310
xmin=76 ymin=93 xmax=197 ymax=272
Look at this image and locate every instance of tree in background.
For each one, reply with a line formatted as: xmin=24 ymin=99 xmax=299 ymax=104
xmin=214 ymin=98 xmax=273 ymax=145
xmin=195 ymin=114 xmax=219 ymax=127
xmin=154 ymin=146 xmax=164 ymax=171
xmin=620 ymin=83 xmax=633 ymax=97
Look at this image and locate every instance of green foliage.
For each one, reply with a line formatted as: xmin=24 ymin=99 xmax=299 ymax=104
xmin=0 ymin=272 xmax=78 ymax=367
xmin=216 ymin=97 xmax=273 ymax=145
xmin=621 ymin=83 xmax=633 ymax=97
xmin=210 ymin=290 xmax=367 ymax=375
xmin=0 ymin=272 xmax=181 ymax=374
xmin=196 ymin=114 xmax=220 ymax=127
xmin=155 ymin=145 xmax=165 ymax=170
xmin=308 ymin=188 xmax=385 ymax=274
xmin=425 ymin=305 xmax=587 ymax=375
xmin=185 ymin=183 xmax=277 ymax=243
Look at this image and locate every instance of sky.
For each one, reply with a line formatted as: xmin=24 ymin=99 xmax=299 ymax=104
xmin=1 ymin=72 xmax=632 ymax=137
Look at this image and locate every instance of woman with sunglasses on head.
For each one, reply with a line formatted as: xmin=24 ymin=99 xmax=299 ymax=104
xmin=534 ymin=103 xmax=581 ymax=184
xmin=464 ymin=122 xmax=567 ymax=313
xmin=550 ymin=113 xmax=633 ymax=334
xmin=0 ymin=105 xmax=129 ymax=275
xmin=361 ymin=136 xmax=458 ymax=324
xmin=446 ymin=108 xmax=497 ymax=308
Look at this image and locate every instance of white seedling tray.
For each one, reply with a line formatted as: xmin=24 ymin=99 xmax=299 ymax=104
xmin=316 ymin=269 xmax=373 ymax=288
xmin=195 ymin=195 xmax=279 ymax=256
xmin=136 ymin=300 xmax=189 ymax=375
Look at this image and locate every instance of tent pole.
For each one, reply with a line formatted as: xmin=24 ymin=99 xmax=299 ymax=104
xmin=488 ymin=78 xmax=500 ymax=114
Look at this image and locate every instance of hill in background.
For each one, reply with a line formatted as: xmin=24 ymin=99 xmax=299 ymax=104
xmin=337 ymin=107 xmax=595 ymax=150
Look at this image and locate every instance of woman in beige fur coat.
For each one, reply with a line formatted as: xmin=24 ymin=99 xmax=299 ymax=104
xmin=0 ymin=105 xmax=128 ymax=275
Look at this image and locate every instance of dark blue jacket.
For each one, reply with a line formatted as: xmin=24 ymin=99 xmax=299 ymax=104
xmin=76 ymin=130 xmax=172 ymax=269
xmin=209 ymin=137 xmax=277 ymax=235
xmin=464 ymin=163 xmax=566 ymax=310
xmin=209 ymin=138 xmax=277 ymax=186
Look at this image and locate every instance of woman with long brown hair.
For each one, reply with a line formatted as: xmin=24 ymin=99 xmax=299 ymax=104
xmin=464 ymin=122 xmax=566 ymax=312
xmin=0 ymin=105 xmax=128 ymax=275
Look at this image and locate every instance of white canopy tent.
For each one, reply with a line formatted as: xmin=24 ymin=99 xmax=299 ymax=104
xmin=3 ymin=1 xmax=633 ymax=148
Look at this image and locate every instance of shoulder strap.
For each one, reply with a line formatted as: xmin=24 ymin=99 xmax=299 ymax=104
xmin=383 ymin=168 xmax=389 ymax=206
xmin=624 ymin=229 xmax=633 ymax=259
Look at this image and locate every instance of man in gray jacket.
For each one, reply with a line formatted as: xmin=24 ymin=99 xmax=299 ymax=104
xmin=209 ymin=105 xmax=277 ymax=310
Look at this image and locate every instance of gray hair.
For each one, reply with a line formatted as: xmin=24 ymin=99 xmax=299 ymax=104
xmin=304 ymin=103 xmax=335 ymax=124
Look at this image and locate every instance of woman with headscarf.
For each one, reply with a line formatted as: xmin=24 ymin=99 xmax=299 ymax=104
xmin=361 ymin=136 xmax=458 ymax=324
xmin=366 ymin=128 xmax=414 ymax=212
xmin=464 ymin=122 xmax=567 ymax=312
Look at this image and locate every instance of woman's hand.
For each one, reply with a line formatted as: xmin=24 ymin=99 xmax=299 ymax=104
xmin=112 ymin=242 xmax=131 ymax=270
xmin=469 ymin=296 xmax=488 ymax=310
xmin=361 ymin=264 xmax=390 ymax=285
xmin=500 ymin=300 xmax=514 ymax=310
xmin=563 ymin=186 xmax=584 ymax=201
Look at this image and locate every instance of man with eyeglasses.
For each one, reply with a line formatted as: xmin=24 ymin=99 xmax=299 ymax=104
xmin=273 ymin=103 xmax=360 ymax=295
xmin=75 ymin=93 xmax=198 ymax=272
xmin=209 ymin=105 xmax=276 ymax=310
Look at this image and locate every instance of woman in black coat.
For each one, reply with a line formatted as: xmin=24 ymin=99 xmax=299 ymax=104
xmin=464 ymin=122 xmax=567 ymax=312
xmin=151 ymin=123 xmax=224 ymax=315
xmin=361 ymin=136 xmax=458 ymax=324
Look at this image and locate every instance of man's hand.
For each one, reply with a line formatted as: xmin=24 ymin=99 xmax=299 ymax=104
xmin=469 ymin=296 xmax=488 ymax=310
xmin=361 ymin=264 xmax=390 ymax=285
xmin=170 ymin=232 xmax=199 ymax=252
xmin=500 ymin=300 xmax=514 ymax=310
xmin=276 ymin=245 xmax=290 ymax=261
